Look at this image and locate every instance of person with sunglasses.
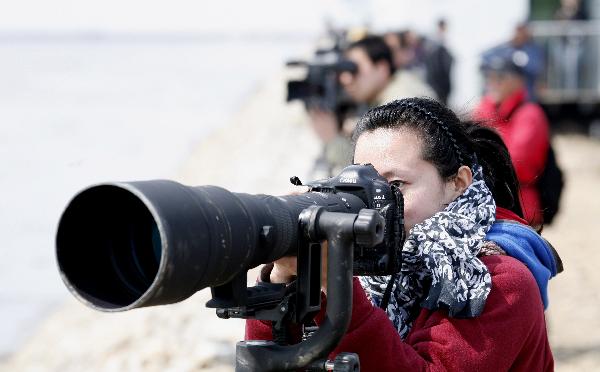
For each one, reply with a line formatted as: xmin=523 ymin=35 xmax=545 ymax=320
xmin=309 ymin=35 xmax=435 ymax=178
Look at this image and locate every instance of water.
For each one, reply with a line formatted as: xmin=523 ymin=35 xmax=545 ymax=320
xmin=0 ymin=35 xmax=312 ymax=357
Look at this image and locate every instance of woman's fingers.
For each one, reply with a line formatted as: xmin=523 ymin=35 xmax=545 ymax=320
xmin=270 ymin=256 xmax=298 ymax=284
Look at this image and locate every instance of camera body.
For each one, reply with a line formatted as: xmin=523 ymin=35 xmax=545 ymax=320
xmin=305 ymin=164 xmax=404 ymax=275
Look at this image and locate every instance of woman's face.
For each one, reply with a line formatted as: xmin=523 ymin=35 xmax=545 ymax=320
xmin=354 ymin=127 xmax=458 ymax=233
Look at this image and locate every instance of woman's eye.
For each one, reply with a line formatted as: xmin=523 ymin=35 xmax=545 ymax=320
xmin=389 ymin=180 xmax=406 ymax=188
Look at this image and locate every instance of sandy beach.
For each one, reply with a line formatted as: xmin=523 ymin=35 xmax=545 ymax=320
xmin=2 ymin=72 xmax=599 ymax=371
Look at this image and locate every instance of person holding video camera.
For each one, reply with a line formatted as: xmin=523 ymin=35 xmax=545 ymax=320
xmin=248 ymin=97 xmax=561 ymax=371
xmin=310 ymin=35 xmax=435 ymax=178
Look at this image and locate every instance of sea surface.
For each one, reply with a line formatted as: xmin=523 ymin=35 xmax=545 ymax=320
xmin=0 ymin=34 xmax=312 ymax=357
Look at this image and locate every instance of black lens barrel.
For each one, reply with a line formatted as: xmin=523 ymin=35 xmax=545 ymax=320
xmin=56 ymin=180 xmax=365 ymax=312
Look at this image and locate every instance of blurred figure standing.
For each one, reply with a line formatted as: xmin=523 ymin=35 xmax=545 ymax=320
xmin=474 ymin=50 xmax=550 ymax=227
xmin=553 ymin=0 xmax=588 ymax=90
xmin=384 ymin=31 xmax=412 ymax=71
xmin=399 ymin=30 xmax=428 ymax=73
xmin=423 ymin=19 xmax=454 ymax=105
xmin=385 ymin=24 xmax=452 ymax=106
xmin=554 ymin=0 xmax=588 ymax=20
xmin=482 ymin=23 xmax=544 ymax=101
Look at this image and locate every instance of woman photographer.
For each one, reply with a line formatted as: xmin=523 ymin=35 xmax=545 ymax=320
xmin=247 ymin=97 xmax=561 ymax=371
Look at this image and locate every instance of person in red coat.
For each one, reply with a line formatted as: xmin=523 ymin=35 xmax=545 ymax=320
xmin=246 ymin=97 xmax=561 ymax=371
xmin=474 ymin=49 xmax=550 ymax=226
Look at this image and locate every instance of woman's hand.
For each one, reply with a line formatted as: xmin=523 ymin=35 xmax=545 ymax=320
xmin=270 ymin=256 xmax=298 ymax=284
xmin=270 ymin=243 xmax=329 ymax=295
xmin=269 ymin=185 xmax=329 ymax=293
xmin=268 ymin=185 xmax=306 ymax=284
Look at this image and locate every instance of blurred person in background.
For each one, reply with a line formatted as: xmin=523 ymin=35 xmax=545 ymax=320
xmin=553 ymin=0 xmax=588 ymax=90
xmin=554 ymin=0 xmax=588 ymax=20
xmin=342 ymin=35 xmax=435 ymax=107
xmin=385 ymin=25 xmax=452 ymax=106
xmin=399 ymin=30 xmax=428 ymax=74
xmin=383 ymin=30 xmax=438 ymax=102
xmin=474 ymin=50 xmax=550 ymax=227
xmin=423 ymin=19 xmax=454 ymax=105
xmin=384 ymin=31 xmax=413 ymax=70
xmin=310 ymin=34 xmax=435 ymax=178
xmin=482 ymin=22 xmax=544 ymax=101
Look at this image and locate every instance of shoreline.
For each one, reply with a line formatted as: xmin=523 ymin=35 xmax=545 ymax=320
xmin=176 ymin=71 xmax=320 ymax=192
xmin=1 ymin=71 xmax=320 ymax=372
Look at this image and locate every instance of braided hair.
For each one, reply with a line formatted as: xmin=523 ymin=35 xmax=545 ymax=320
xmin=352 ymin=97 xmax=524 ymax=217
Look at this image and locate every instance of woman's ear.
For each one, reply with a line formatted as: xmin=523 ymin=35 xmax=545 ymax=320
xmin=447 ymin=165 xmax=473 ymax=201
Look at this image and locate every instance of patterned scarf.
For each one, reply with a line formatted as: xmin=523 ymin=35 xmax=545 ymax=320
xmin=359 ymin=165 xmax=496 ymax=339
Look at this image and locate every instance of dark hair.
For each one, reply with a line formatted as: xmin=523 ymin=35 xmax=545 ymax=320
xmin=398 ymin=30 xmax=413 ymax=49
xmin=437 ymin=19 xmax=447 ymax=30
xmin=348 ymin=35 xmax=396 ymax=76
xmin=352 ymin=97 xmax=524 ymax=217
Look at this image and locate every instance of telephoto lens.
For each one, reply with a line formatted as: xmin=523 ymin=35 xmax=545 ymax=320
xmin=56 ymin=179 xmax=366 ymax=312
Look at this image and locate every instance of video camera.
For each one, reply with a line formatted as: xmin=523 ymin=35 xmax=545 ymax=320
xmin=55 ymin=164 xmax=405 ymax=371
xmin=286 ymin=31 xmax=357 ymax=127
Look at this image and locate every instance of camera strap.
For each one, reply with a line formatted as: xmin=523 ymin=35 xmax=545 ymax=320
xmin=380 ymin=273 xmax=397 ymax=310
xmin=380 ymin=184 xmax=404 ymax=310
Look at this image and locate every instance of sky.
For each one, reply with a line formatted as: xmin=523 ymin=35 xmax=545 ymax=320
xmin=0 ymin=0 xmax=365 ymax=33
xmin=1 ymin=0 xmax=529 ymax=106
xmin=1 ymin=0 xmax=525 ymax=38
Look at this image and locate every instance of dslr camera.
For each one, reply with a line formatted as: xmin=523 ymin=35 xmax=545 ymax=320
xmin=56 ymin=164 xmax=404 ymax=371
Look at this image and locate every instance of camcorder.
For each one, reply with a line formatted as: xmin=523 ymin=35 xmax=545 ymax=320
xmin=56 ymin=164 xmax=405 ymax=372
xmin=286 ymin=31 xmax=358 ymax=128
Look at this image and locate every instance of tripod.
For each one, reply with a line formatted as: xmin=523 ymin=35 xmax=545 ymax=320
xmin=212 ymin=206 xmax=384 ymax=371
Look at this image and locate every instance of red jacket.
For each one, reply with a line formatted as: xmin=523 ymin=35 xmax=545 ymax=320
xmin=246 ymin=257 xmax=552 ymax=371
xmin=245 ymin=210 xmax=553 ymax=371
xmin=474 ymin=88 xmax=549 ymax=226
